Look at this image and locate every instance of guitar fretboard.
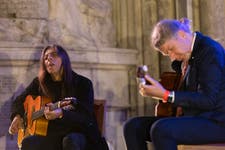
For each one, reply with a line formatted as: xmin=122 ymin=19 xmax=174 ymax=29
xmin=31 ymin=102 xmax=59 ymax=121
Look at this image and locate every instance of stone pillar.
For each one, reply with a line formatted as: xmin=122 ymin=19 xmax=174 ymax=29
xmin=156 ymin=0 xmax=176 ymax=74
xmin=141 ymin=0 xmax=159 ymax=115
xmin=191 ymin=0 xmax=201 ymax=31
xmin=127 ymin=0 xmax=136 ymax=49
xmin=199 ymin=0 xmax=225 ymax=46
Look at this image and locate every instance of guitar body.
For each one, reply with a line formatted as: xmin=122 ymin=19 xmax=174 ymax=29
xmin=17 ymin=95 xmax=75 ymax=148
xmin=18 ymin=95 xmax=51 ymax=148
xmin=24 ymin=95 xmax=51 ymax=136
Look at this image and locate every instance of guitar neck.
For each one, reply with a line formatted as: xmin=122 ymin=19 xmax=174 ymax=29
xmin=31 ymin=102 xmax=59 ymax=121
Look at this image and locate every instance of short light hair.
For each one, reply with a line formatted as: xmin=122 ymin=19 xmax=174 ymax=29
xmin=151 ymin=18 xmax=192 ymax=50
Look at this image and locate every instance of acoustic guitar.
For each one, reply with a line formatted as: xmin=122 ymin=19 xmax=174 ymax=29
xmin=17 ymin=95 xmax=76 ymax=149
xmin=136 ymin=66 xmax=182 ymax=117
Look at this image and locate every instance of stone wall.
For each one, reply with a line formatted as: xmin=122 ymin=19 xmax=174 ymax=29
xmin=48 ymin=0 xmax=116 ymax=47
xmin=0 ymin=0 xmax=47 ymax=18
xmin=1 ymin=0 xmax=225 ymax=150
xmin=0 ymin=0 xmax=138 ymax=150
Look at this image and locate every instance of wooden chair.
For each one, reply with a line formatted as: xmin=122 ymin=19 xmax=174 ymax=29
xmin=178 ymin=144 xmax=225 ymax=150
xmin=93 ymin=99 xmax=106 ymax=135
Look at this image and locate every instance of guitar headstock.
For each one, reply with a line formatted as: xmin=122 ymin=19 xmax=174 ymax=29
xmin=64 ymin=97 xmax=77 ymax=104
xmin=58 ymin=97 xmax=78 ymax=108
xmin=64 ymin=97 xmax=76 ymax=101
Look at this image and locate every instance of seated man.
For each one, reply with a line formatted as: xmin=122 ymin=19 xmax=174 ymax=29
xmin=124 ymin=18 xmax=225 ymax=150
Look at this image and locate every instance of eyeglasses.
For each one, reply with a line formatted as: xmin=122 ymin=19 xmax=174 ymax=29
xmin=44 ymin=52 xmax=59 ymax=60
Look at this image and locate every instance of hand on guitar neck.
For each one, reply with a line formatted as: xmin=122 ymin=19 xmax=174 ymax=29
xmin=44 ymin=103 xmax=63 ymax=120
xmin=139 ymin=75 xmax=167 ymax=99
xmin=136 ymin=65 xmax=151 ymax=85
xmin=44 ymin=99 xmax=75 ymax=120
xmin=137 ymin=65 xmax=166 ymax=99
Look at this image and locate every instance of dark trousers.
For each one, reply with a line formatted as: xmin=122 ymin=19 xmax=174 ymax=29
xmin=21 ymin=133 xmax=87 ymax=150
xmin=123 ymin=116 xmax=225 ymax=150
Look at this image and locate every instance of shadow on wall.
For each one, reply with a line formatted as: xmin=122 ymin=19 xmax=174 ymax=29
xmin=0 ymin=47 xmax=40 ymax=150
xmin=0 ymin=51 xmax=27 ymax=150
xmin=0 ymin=85 xmax=25 ymax=150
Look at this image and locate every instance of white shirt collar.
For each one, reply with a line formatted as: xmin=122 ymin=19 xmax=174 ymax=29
xmin=190 ymin=32 xmax=197 ymax=52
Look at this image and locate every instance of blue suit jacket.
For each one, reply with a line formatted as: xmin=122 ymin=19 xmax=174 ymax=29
xmin=173 ymin=32 xmax=225 ymax=123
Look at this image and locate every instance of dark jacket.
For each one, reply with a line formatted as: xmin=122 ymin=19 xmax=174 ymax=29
xmin=173 ymin=32 xmax=225 ymax=124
